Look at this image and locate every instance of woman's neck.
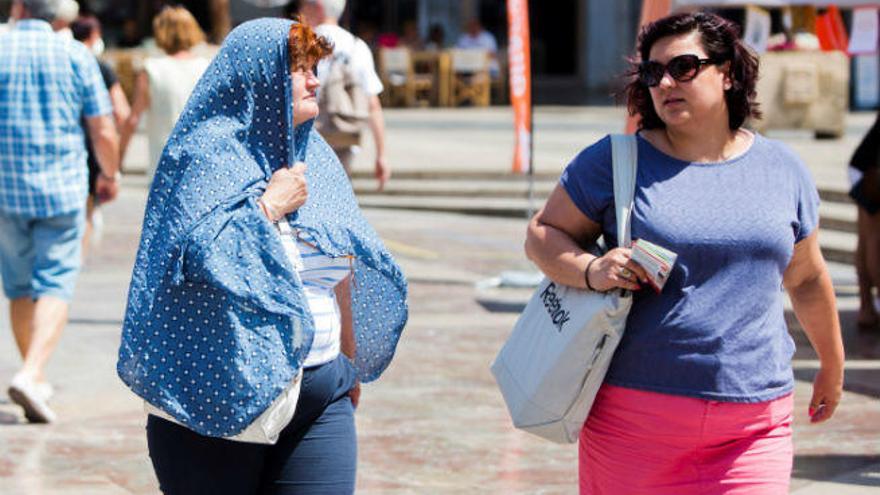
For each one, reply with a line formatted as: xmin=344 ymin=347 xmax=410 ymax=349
xmin=170 ymin=50 xmax=194 ymax=59
xmin=652 ymin=119 xmax=750 ymax=163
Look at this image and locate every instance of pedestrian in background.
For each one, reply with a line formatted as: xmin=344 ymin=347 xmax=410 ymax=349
xmin=425 ymin=23 xmax=446 ymax=51
xmin=0 ymin=0 xmax=121 ymax=424
xmin=399 ymin=19 xmax=423 ymax=51
xmin=117 ymin=18 xmax=407 ymax=494
xmin=49 ymin=0 xmax=76 ymax=39
xmin=301 ymin=0 xmax=391 ymax=190
xmin=525 ymin=12 xmax=844 ymax=494
xmin=456 ymin=17 xmax=500 ymax=77
xmin=848 ymin=111 xmax=880 ymax=332
xmin=119 ymin=5 xmax=210 ymax=182
xmin=71 ymin=14 xmax=131 ymax=258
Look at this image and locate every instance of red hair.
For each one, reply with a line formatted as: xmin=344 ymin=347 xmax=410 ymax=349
xmin=288 ymin=18 xmax=333 ymax=72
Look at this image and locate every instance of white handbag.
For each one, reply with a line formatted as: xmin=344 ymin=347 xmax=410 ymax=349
xmin=491 ymin=134 xmax=638 ymax=444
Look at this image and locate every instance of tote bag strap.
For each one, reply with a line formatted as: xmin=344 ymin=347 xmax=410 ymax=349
xmin=610 ymin=134 xmax=638 ymax=248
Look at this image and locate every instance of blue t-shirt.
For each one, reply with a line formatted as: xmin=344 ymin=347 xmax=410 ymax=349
xmin=561 ymin=133 xmax=819 ymax=403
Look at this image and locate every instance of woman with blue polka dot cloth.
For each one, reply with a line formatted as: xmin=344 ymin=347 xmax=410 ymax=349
xmin=116 ymin=18 xmax=408 ymax=494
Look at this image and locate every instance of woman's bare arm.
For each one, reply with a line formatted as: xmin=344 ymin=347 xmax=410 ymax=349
xmin=335 ymin=274 xmax=360 ymax=407
xmin=109 ymin=82 xmax=131 ymax=130
xmin=783 ymin=231 xmax=845 ymax=423
xmin=119 ymin=71 xmax=150 ymax=160
xmin=525 ymin=184 xmax=646 ymax=291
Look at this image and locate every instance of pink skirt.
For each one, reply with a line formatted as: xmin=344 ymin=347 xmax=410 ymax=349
xmin=579 ymin=384 xmax=793 ymax=495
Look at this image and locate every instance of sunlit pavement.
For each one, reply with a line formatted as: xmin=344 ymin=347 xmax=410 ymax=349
xmin=0 ymin=107 xmax=878 ymax=493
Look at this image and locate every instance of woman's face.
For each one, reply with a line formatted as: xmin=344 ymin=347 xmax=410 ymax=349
xmin=291 ymin=68 xmax=321 ymax=125
xmin=647 ymin=32 xmax=731 ymax=130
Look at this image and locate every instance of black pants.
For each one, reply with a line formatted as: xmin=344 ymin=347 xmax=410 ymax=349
xmin=146 ymin=355 xmax=358 ymax=494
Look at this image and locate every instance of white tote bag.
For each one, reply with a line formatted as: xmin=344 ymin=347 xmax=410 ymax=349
xmin=491 ymin=134 xmax=638 ymax=444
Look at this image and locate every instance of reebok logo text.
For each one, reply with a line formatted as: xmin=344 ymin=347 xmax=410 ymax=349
xmin=540 ymin=283 xmax=570 ymax=332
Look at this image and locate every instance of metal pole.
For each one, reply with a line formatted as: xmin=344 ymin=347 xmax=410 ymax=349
xmin=526 ymin=74 xmax=535 ymax=220
xmin=480 ymin=0 xmax=542 ymax=291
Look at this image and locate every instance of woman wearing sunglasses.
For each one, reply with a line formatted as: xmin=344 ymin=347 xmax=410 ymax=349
xmin=526 ymin=12 xmax=844 ymax=494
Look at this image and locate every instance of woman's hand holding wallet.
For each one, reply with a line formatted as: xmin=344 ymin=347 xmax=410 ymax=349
xmin=585 ymin=247 xmax=650 ymax=293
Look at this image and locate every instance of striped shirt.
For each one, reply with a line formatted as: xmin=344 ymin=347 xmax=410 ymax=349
xmin=278 ymin=222 xmax=352 ymax=367
xmin=0 ymin=20 xmax=112 ymax=217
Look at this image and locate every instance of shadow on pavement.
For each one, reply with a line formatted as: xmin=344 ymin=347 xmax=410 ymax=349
xmin=789 ymin=308 xmax=880 ymax=359
xmin=476 ymin=299 xmax=526 ymax=313
xmin=794 ymin=367 xmax=880 ymax=399
xmin=793 ymin=454 xmax=880 ymax=487
xmin=790 ymin=308 xmax=880 ymax=398
xmin=0 ymin=410 xmax=19 ymax=424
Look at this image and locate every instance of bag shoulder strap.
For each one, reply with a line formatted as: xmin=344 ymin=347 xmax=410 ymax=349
xmin=610 ymin=134 xmax=638 ymax=248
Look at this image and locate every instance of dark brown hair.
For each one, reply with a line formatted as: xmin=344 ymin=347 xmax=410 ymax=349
xmin=624 ymin=12 xmax=761 ymax=130
xmin=71 ymin=15 xmax=101 ymax=42
xmin=288 ymin=18 xmax=333 ymax=72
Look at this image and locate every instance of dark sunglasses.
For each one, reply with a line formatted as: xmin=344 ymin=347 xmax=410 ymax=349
xmin=638 ymin=54 xmax=722 ymax=87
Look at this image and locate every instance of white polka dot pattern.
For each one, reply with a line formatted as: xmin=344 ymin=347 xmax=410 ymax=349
xmin=116 ymin=18 xmax=408 ymax=438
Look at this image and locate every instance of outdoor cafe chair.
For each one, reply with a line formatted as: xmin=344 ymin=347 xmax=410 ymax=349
xmin=450 ymin=48 xmax=491 ymax=107
xmin=379 ymin=47 xmax=434 ymax=107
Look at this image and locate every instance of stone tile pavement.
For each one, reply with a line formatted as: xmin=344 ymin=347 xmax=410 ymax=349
xmin=0 ymin=107 xmax=878 ymax=493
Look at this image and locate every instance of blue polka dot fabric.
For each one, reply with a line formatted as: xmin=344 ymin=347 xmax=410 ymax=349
xmin=117 ymin=18 xmax=408 ymax=438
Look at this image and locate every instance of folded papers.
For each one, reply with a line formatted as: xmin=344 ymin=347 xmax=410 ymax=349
xmin=631 ymin=239 xmax=677 ymax=293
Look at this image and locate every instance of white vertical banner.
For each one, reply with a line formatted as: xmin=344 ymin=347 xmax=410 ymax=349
xmin=854 ymin=54 xmax=880 ymax=109
xmin=849 ymin=7 xmax=879 ymax=55
xmin=743 ymin=6 xmax=771 ymax=54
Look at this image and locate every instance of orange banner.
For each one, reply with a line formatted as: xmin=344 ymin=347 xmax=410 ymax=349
xmin=507 ymin=0 xmax=532 ymax=174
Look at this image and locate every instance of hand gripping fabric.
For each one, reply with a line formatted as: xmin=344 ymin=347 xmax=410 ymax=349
xmin=117 ymin=18 xmax=408 ymax=438
xmin=491 ymin=134 xmax=637 ymax=443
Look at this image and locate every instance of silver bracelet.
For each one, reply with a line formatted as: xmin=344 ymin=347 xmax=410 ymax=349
xmin=257 ymin=198 xmax=280 ymax=223
xmin=100 ymin=170 xmax=122 ymax=182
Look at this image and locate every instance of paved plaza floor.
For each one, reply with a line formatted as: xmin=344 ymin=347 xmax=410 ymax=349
xmin=1 ymin=107 xmax=879 ymax=493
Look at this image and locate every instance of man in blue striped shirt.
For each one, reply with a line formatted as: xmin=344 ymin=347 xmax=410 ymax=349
xmin=0 ymin=0 xmax=121 ymax=423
